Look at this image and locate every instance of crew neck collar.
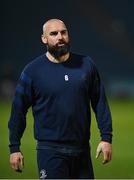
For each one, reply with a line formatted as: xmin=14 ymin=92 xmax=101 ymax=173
xmin=45 ymin=52 xmax=71 ymax=64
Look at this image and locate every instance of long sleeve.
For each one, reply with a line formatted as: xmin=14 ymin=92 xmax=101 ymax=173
xmin=8 ymin=72 xmax=33 ymax=153
xmin=90 ymin=64 xmax=113 ymax=143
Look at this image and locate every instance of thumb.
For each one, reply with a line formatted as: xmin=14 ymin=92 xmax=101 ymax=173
xmin=96 ymin=145 xmax=102 ymax=159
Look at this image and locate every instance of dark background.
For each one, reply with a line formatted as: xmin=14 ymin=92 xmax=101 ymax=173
xmin=1 ymin=0 xmax=134 ymax=98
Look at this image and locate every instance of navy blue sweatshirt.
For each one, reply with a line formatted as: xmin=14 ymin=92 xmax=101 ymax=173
xmin=8 ymin=53 xmax=112 ymax=153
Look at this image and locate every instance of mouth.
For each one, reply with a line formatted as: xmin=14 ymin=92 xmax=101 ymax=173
xmin=57 ymin=43 xmax=65 ymax=46
xmin=56 ymin=43 xmax=66 ymax=48
xmin=57 ymin=41 xmax=66 ymax=46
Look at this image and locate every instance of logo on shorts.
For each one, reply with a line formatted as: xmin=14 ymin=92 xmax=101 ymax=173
xmin=40 ymin=169 xmax=47 ymax=179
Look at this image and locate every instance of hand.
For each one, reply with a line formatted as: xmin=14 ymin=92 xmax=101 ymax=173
xmin=10 ymin=152 xmax=24 ymax=172
xmin=96 ymin=141 xmax=112 ymax=164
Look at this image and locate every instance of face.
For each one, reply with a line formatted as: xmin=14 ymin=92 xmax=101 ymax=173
xmin=42 ymin=20 xmax=70 ymax=58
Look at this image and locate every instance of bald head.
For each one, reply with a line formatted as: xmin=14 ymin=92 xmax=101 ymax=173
xmin=42 ymin=19 xmax=67 ymax=36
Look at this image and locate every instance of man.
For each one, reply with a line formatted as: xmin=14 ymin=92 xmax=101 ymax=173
xmin=8 ymin=19 xmax=112 ymax=179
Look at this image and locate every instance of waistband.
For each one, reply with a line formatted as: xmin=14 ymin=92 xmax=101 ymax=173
xmin=37 ymin=141 xmax=90 ymax=154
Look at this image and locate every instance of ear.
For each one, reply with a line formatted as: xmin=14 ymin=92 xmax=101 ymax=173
xmin=41 ymin=34 xmax=47 ymax=44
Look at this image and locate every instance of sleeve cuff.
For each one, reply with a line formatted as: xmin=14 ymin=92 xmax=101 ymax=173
xmin=101 ymin=133 xmax=113 ymax=144
xmin=9 ymin=145 xmax=20 ymax=154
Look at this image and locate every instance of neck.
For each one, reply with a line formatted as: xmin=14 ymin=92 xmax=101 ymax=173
xmin=46 ymin=51 xmax=70 ymax=63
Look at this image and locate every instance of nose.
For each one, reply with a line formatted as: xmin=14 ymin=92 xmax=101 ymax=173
xmin=57 ymin=32 xmax=63 ymax=39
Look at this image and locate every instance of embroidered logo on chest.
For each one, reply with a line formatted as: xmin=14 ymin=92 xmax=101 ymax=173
xmin=64 ymin=75 xmax=69 ymax=81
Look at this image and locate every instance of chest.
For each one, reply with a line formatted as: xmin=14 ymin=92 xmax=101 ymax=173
xmin=33 ymin=64 xmax=91 ymax=97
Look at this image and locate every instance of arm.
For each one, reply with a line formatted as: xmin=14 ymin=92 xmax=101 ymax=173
xmin=8 ymin=72 xmax=33 ymax=171
xmin=90 ymin=63 xmax=113 ymax=164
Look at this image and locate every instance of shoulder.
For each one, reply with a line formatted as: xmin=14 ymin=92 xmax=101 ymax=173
xmin=21 ymin=54 xmax=46 ymax=76
xmin=71 ymin=52 xmax=97 ymax=70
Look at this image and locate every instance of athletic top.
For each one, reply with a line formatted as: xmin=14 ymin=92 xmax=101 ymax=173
xmin=8 ymin=52 xmax=112 ymax=153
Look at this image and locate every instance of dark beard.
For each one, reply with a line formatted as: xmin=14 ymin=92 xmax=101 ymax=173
xmin=47 ymin=43 xmax=70 ymax=59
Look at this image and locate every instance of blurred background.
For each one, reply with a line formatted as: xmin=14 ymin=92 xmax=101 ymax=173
xmin=0 ymin=0 xmax=134 ymax=179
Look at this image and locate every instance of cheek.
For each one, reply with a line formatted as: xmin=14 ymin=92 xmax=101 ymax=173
xmin=64 ymin=36 xmax=69 ymax=43
xmin=47 ymin=39 xmax=56 ymax=46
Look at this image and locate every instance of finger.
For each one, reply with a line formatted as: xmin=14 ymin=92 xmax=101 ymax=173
xmin=19 ymin=156 xmax=24 ymax=170
xmin=102 ymin=151 xmax=110 ymax=164
xmin=11 ymin=163 xmax=16 ymax=170
xmin=11 ymin=161 xmax=20 ymax=171
xmin=108 ymin=151 xmax=112 ymax=162
xmin=103 ymin=159 xmax=109 ymax=164
xmin=14 ymin=157 xmax=23 ymax=173
xmin=102 ymin=152 xmax=108 ymax=164
xmin=16 ymin=160 xmax=23 ymax=173
xmin=10 ymin=158 xmax=19 ymax=170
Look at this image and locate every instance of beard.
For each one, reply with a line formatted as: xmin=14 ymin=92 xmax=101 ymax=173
xmin=47 ymin=41 xmax=70 ymax=59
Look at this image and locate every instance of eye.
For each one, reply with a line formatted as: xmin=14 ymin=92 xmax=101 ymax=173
xmin=61 ymin=30 xmax=67 ymax=35
xmin=50 ymin=31 xmax=58 ymax=36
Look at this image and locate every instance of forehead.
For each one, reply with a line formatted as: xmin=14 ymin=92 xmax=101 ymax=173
xmin=45 ymin=21 xmax=67 ymax=33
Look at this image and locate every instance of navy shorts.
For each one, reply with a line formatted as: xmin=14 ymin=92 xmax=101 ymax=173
xmin=37 ymin=145 xmax=94 ymax=179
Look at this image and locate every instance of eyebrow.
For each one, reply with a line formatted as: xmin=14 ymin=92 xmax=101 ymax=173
xmin=49 ymin=29 xmax=67 ymax=35
xmin=50 ymin=31 xmax=58 ymax=35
